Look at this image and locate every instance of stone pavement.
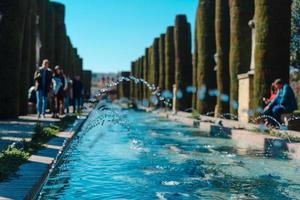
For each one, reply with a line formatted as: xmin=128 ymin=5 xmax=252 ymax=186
xmin=0 ymin=114 xmax=59 ymax=152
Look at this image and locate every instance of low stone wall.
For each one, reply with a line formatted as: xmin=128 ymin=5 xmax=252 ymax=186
xmin=156 ymin=110 xmax=300 ymax=160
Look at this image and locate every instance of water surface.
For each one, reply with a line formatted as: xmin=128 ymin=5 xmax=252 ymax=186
xmin=39 ymin=105 xmax=300 ymax=199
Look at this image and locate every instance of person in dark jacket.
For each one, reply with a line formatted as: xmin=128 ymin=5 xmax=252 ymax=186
xmin=263 ymin=78 xmax=298 ymax=124
xmin=72 ymin=75 xmax=83 ymax=113
xmin=34 ymin=59 xmax=52 ymax=118
xmin=52 ymin=66 xmax=66 ymax=118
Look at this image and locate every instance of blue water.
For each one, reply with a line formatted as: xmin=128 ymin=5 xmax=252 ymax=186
xmin=39 ymin=104 xmax=300 ymax=199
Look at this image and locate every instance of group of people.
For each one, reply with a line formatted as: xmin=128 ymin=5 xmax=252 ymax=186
xmin=31 ymin=59 xmax=84 ymax=119
xmin=262 ymin=78 xmax=298 ymax=126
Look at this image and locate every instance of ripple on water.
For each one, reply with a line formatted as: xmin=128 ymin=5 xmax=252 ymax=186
xmin=156 ymin=192 xmax=190 ymax=200
xmin=112 ymin=175 xmax=148 ymax=186
xmin=161 ymin=181 xmax=180 ymax=186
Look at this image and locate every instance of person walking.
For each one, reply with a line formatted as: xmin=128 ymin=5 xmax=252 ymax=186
xmin=34 ymin=59 xmax=52 ymax=118
xmin=72 ymin=75 xmax=83 ymax=113
xmin=64 ymin=75 xmax=72 ymax=114
xmin=52 ymin=66 xmax=66 ymax=118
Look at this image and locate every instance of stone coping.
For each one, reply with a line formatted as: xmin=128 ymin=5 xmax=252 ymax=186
xmin=0 ymin=113 xmax=89 ymax=200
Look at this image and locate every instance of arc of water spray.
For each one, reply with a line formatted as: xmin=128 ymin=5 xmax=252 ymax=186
xmin=95 ymin=76 xmax=173 ymax=108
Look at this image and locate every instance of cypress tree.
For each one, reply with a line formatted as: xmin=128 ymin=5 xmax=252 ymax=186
xmin=143 ymin=48 xmax=149 ymax=99
xmin=229 ymin=0 xmax=254 ymax=114
xmin=118 ymin=71 xmax=130 ymax=99
xmin=69 ymin=45 xmax=74 ymax=78
xmin=37 ymin=0 xmax=47 ymax=61
xmin=192 ymin=52 xmax=198 ymax=111
xmin=165 ymin=26 xmax=175 ymax=93
xmin=83 ymin=70 xmax=92 ymax=99
xmin=148 ymin=46 xmax=154 ymax=84
xmin=19 ymin=1 xmax=33 ymax=115
xmin=29 ymin=0 xmax=37 ymax=86
xmin=195 ymin=0 xmax=216 ymax=114
xmin=130 ymin=61 xmax=135 ymax=100
xmin=64 ymin=37 xmax=71 ymax=75
xmin=136 ymin=58 xmax=141 ymax=101
xmin=174 ymin=15 xmax=193 ymax=111
xmin=135 ymin=58 xmax=141 ymax=101
xmin=44 ymin=1 xmax=55 ymax=64
xmin=140 ymin=56 xmax=144 ymax=101
xmin=133 ymin=60 xmax=138 ymax=100
xmin=215 ymin=0 xmax=230 ymax=115
xmin=159 ymin=34 xmax=166 ymax=91
xmin=0 ymin=0 xmax=28 ymax=118
xmin=253 ymin=0 xmax=292 ymax=109
xmin=52 ymin=2 xmax=66 ymax=67
xmin=152 ymin=38 xmax=160 ymax=87
xmin=82 ymin=70 xmax=92 ymax=99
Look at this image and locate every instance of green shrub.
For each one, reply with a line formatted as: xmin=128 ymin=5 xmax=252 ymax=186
xmin=0 ymin=114 xmax=77 ymax=181
xmin=31 ymin=123 xmax=59 ymax=148
xmin=0 ymin=147 xmax=30 ymax=180
xmin=56 ymin=114 xmax=77 ymax=130
xmin=293 ymin=110 xmax=300 ymax=114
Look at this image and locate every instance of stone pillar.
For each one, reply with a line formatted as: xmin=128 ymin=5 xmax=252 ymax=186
xmin=237 ymin=19 xmax=255 ymax=122
xmin=238 ymin=72 xmax=254 ymax=122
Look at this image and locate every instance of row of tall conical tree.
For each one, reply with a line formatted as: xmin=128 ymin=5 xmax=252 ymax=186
xmin=118 ymin=0 xmax=292 ymax=117
xmin=0 ymin=0 xmax=89 ymax=119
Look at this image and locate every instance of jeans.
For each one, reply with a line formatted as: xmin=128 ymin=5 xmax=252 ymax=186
xmin=36 ymin=90 xmax=47 ymax=116
xmin=263 ymin=105 xmax=286 ymax=124
xmin=73 ymin=97 xmax=82 ymax=113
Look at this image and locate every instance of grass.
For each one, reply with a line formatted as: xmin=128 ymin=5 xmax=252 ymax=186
xmin=293 ymin=110 xmax=300 ymax=114
xmin=0 ymin=114 xmax=78 ymax=181
xmin=268 ymin=130 xmax=300 ymax=143
xmin=191 ymin=110 xmax=200 ymax=120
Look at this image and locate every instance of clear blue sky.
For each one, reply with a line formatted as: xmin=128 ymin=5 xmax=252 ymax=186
xmin=53 ymin=0 xmax=198 ymax=73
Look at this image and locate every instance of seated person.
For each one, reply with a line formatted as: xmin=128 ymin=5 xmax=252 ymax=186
xmin=263 ymin=79 xmax=298 ymax=125
xmin=263 ymin=82 xmax=277 ymax=105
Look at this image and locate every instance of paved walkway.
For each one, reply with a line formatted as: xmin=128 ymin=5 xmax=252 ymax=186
xmin=0 ymin=114 xmax=60 ymax=152
xmin=0 ymin=113 xmax=87 ymax=200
